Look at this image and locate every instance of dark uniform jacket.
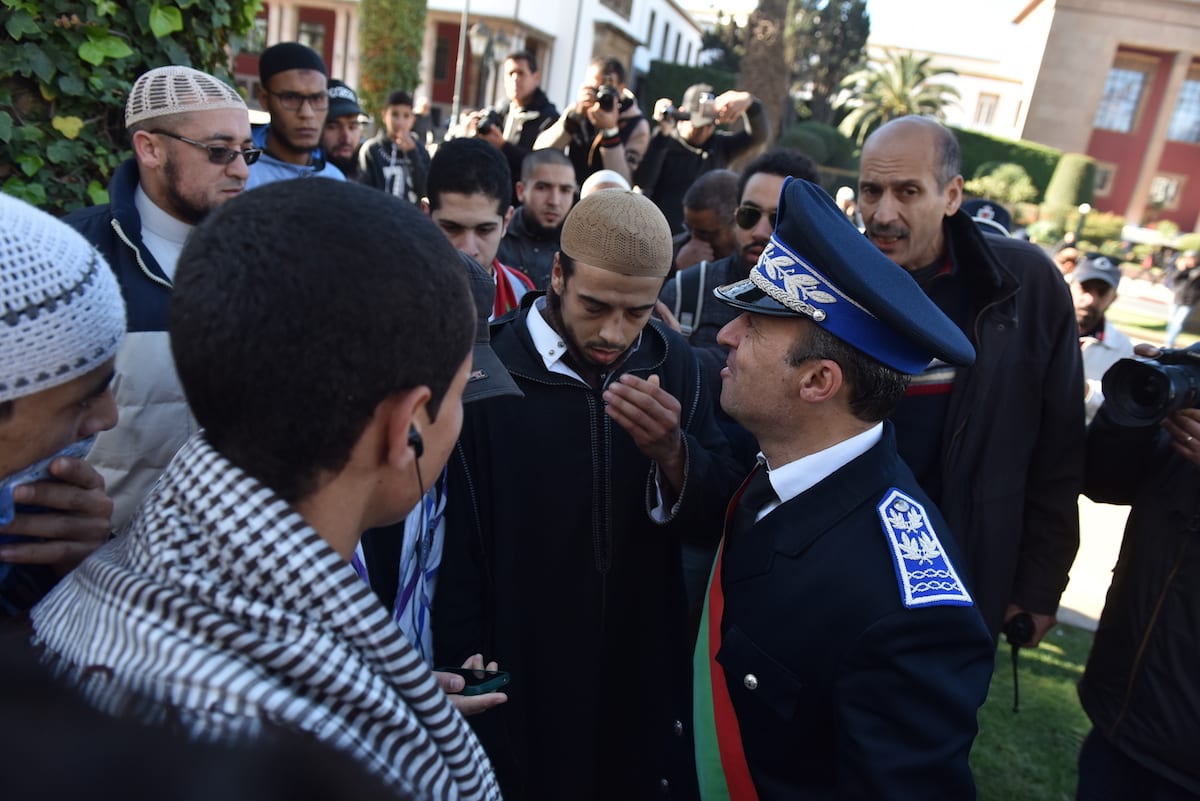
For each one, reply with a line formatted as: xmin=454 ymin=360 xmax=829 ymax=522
xmin=496 ymin=88 xmax=559 ymax=194
xmin=896 ymin=213 xmax=1084 ymax=636
xmin=1079 ymin=411 xmax=1200 ymax=794
xmin=434 ymin=294 xmax=742 ymax=801
xmin=634 ymin=99 xmax=768 ymax=233
xmin=496 ymin=206 xmax=560 ymax=289
xmin=718 ymin=424 xmax=994 ymax=800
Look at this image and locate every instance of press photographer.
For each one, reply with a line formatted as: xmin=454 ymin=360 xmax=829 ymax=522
xmin=635 ymin=83 xmax=768 ymax=233
xmin=1074 ymin=342 xmax=1200 ymax=800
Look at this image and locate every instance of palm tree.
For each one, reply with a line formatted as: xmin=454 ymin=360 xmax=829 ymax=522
xmin=837 ymin=50 xmax=960 ymax=144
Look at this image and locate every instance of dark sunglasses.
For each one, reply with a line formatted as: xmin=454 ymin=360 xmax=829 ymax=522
xmin=151 ymin=130 xmax=262 ymax=165
xmin=266 ymin=89 xmax=329 ymax=112
xmin=735 ymin=204 xmax=777 ymax=230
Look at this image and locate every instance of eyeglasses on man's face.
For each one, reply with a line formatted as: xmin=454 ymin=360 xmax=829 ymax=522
xmin=151 ymin=130 xmax=262 ymax=165
xmin=267 ymin=89 xmax=329 ymax=112
xmin=735 ymin=204 xmax=777 ymax=231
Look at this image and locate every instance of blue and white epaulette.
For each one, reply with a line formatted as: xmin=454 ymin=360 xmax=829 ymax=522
xmin=876 ymin=488 xmax=973 ymax=608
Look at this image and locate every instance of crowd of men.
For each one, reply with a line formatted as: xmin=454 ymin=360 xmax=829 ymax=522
xmin=1 ymin=38 xmax=1197 ymax=801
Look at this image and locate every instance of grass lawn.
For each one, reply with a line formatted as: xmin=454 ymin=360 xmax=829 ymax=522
xmin=972 ymin=624 xmax=1095 ymax=801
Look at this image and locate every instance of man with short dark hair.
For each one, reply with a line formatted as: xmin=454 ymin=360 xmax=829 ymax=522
xmin=496 ymin=148 xmax=577 ymax=288
xmin=248 ymin=42 xmax=345 ymax=187
xmin=0 ymin=194 xmax=126 ymax=620
xmin=469 ymin=50 xmax=559 ymax=198
xmin=435 ymin=190 xmax=741 ymax=801
xmin=425 ymin=138 xmax=533 ymax=316
xmin=857 ymin=115 xmax=1084 ymax=642
xmin=32 ymin=179 xmax=501 ymax=801
xmin=671 ymin=168 xmax=738 ymax=275
xmin=321 ymin=78 xmax=364 ymax=180
xmin=1071 ymin=254 xmax=1134 ymax=424
xmin=66 ymin=65 xmax=256 ymax=532
xmin=359 ymin=90 xmax=431 ymax=204
xmin=700 ymin=177 xmax=992 ymax=799
xmin=636 ymin=83 xmax=768 ymax=233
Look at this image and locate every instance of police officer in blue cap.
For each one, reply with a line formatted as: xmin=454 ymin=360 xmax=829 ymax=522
xmin=691 ymin=177 xmax=995 ymax=801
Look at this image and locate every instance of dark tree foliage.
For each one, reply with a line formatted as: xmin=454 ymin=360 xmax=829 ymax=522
xmin=700 ymin=12 xmax=744 ymax=75
xmin=785 ymin=0 xmax=870 ymax=125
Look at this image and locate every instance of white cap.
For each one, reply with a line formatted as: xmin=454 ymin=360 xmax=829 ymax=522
xmin=125 ymin=65 xmax=247 ymax=128
xmin=0 ymin=193 xmax=126 ymax=403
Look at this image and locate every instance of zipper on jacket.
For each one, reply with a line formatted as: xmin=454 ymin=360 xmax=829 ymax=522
xmin=111 ymin=218 xmax=172 ymax=291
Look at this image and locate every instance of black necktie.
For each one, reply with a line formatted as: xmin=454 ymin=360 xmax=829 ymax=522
xmin=731 ymin=464 xmax=776 ymax=537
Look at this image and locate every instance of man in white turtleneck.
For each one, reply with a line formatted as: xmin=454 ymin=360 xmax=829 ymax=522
xmin=63 ymin=65 xmax=256 ymax=531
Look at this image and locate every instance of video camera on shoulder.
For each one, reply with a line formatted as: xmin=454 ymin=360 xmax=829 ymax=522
xmin=476 ymin=108 xmax=505 ymax=136
xmin=1102 ymin=343 xmax=1200 ymax=427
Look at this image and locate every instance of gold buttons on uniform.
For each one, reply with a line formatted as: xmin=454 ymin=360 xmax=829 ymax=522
xmin=743 ymin=673 xmax=758 ymax=690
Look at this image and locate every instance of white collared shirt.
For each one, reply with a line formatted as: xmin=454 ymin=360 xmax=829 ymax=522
xmin=756 ymin=423 xmax=884 ymax=522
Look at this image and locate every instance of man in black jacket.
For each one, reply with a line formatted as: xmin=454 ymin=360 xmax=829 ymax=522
xmin=434 ymin=190 xmax=741 ymax=801
xmin=636 ymin=84 xmax=769 ymax=233
xmin=857 ymin=116 xmax=1084 ymax=642
xmin=1077 ymin=366 xmax=1200 ymax=800
xmin=470 ymin=50 xmax=559 ymax=202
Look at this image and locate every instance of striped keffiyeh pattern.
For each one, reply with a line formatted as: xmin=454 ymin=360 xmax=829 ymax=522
xmin=31 ymin=433 xmax=500 ymax=801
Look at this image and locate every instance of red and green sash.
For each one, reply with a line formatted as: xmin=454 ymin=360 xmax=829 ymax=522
xmin=692 ymin=477 xmax=761 ymax=801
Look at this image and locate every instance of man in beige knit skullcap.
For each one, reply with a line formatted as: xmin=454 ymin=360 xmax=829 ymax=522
xmin=63 ymin=65 xmax=253 ymax=532
xmin=434 ymin=189 xmax=743 ymax=800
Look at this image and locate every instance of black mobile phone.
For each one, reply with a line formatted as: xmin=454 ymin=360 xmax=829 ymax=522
xmin=436 ymin=667 xmax=511 ymax=696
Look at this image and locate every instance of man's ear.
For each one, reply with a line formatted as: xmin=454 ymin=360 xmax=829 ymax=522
xmin=944 ymin=174 xmax=964 ymax=217
xmin=550 ymin=253 xmax=564 ymax=295
xmin=381 ymin=386 xmax=433 ymax=471
xmin=502 ymin=205 xmax=515 ymax=236
xmin=796 ymin=358 xmax=844 ymax=405
xmin=515 ymin=181 xmax=527 ymax=205
xmin=131 ymin=130 xmax=165 ymax=168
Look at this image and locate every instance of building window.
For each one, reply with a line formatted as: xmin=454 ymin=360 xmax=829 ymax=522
xmin=1149 ymin=174 xmax=1186 ymax=210
xmin=661 ymin=22 xmax=670 ymax=58
xmin=1094 ymin=66 xmax=1146 ymax=133
xmin=674 ymin=32 xmax=681 ymax=63
xmin=1167 ymin=78 xmax=1200 ymax=143
xmin=685 ymin=42 xmax=692 ymax=65
xmin=974 ymin=93 xmax=998 ymax=126
xmin=1093 ymin=162 xmax=1117 ymax=198
xmin=1013 ymin=98 xmax=1023 ymax=128
xmin=647 ymin=10 xmax=656 ymax=44
xmin=297 ymin=21 xmax=326 ymax=58
xmin=600 ymin=0 xmax=632 ymax=20
xmin=434 ymin=36 xmax=449 ymax=82
xmin=244 ymin=16 xmax=267 ymax=54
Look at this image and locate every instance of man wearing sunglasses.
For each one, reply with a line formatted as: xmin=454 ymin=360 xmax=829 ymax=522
xmin=63 ymin=66 xmax=256 ymax=533
xmin=247 ymin=42 xmax=346 ymax=188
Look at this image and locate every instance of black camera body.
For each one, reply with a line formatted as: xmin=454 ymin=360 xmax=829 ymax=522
xmin=658 ymin=104 xmax=689 ymax=122
xmin=476 ymin=108 xmax=504 ymax=136
xmin=595 ymin=84 xmax=619 ymax=112
xmin=1101 ymin=343 xmax=1200 ymax=427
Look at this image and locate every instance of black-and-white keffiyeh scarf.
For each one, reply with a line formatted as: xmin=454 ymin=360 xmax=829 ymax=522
xmin=31 ymin=434 xmax=500 ymax=801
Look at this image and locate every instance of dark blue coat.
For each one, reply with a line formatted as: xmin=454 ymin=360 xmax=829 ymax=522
xmin=717 ymin=424 xmax=994 ymax=800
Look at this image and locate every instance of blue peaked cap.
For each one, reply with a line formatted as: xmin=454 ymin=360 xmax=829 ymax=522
xmin=713 ymin=178 xmax=976 ymax=374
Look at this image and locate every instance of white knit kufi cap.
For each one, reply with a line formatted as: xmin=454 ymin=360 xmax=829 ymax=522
xmin=125 ymin=65 xmax=247 ymax=128
xmin=0 ymin=193 xmax=126 ymax=403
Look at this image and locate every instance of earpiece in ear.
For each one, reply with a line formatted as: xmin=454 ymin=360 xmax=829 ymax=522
xmin=408 ymin=425 xmax=424 ymax=459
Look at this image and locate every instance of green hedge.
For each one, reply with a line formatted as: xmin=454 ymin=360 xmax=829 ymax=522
xmin=952 ymin=126 xmax=1062 ymax=202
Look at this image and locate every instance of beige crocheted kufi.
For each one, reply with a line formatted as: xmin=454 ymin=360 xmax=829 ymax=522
xmin=125 ymin=65 xmax=247 ymax=128
xmin=560 ymin=190 xmax=673 ymax=278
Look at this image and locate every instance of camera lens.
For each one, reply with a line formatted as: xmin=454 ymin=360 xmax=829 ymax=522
xmin=1102 ymin=357 xmax=1200 ymax=427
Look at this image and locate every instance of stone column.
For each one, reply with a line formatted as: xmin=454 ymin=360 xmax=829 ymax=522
xmin=1125 ymin=49 xmax=1194 ymax=225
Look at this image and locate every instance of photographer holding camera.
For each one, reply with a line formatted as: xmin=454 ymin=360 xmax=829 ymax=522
xmin=635 ymin=83 xmax=768 ymax=233
xmin=1076 ymin=342 xmax=1200 ymax=800
xmin=534 ymin=56 xmax=649 ymax=187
